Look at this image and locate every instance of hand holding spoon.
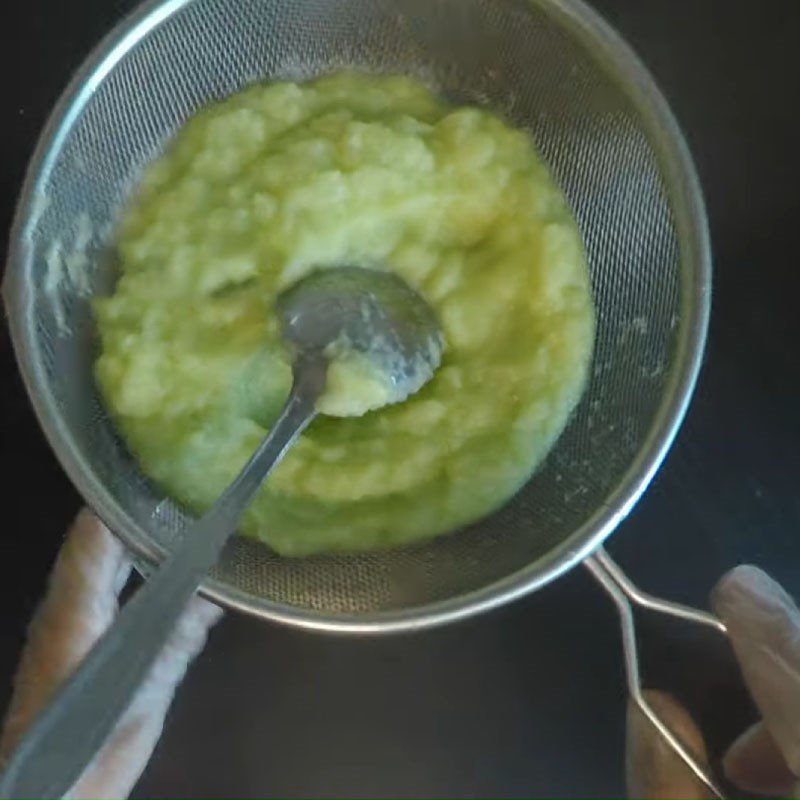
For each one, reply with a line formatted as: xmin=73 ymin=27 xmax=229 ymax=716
xmin=0 ymin=266 xmax=443 ymax=799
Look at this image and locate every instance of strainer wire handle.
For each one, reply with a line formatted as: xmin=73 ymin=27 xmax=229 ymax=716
xmin=0 ymin=378 xmax=319 ymax=800
xmin=584 ymin=547 xmax=728 ymax=799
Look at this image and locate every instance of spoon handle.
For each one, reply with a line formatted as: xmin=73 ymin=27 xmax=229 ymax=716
xmin=0 ymin=365 xmax=323 ymax=799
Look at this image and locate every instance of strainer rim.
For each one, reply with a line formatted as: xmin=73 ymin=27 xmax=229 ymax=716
xmin=3 ymin=0 xmax=711 ymax=634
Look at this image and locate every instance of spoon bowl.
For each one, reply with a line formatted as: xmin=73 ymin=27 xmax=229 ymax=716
xmin=279 ymin=266 xmax=444 ymax=412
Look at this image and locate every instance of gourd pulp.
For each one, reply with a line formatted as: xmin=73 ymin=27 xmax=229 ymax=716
xmin=95 ymin=72 xmax=595 ymax=556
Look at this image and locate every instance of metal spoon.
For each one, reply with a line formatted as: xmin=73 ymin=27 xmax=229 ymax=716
xmin=0 ymin=266 xmax=444 ymax=799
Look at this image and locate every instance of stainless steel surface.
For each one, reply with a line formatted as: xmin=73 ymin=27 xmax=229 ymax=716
xmin=279 ymin=267 xmax=444 ymax=408
xmin=586 ymin=548 xmax=729 ymax=797
xmin=2 ymin=0 xmax=710 ymax=632
xmin=592 ymin=546 xmax=726 ymax=635
xmin=0 ymin=266 xmax=442 ymax=798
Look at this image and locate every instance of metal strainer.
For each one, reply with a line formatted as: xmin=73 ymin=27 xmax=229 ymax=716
xmin=4 ymin=0 xmax=717 ymax=789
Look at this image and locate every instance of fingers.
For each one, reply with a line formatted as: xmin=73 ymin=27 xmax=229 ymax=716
xmin=723 ymin=721 xmax=797 ymax=796
xmin=625 ymin=690 xmax=712 ymax=799
xmin=712 ymin=565 xmax=800 ymax=777
xmin=67 ymin=596 xmax=223 ymax=800
xmin=0 ymin=508 xmax=224 ymax=799
xmin=0 ymin=509 xmax=132 ymax=760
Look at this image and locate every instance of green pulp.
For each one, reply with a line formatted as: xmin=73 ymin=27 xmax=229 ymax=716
xmin=95 ymin=72 xmax=594 ymax=556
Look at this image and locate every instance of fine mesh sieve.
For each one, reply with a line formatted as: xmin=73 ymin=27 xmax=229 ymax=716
xmin=3 ymin=0 xmax=710 ymax=633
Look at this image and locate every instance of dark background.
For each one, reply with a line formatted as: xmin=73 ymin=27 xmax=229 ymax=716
xmin=2 ymin=0 xmax=799 ymax=796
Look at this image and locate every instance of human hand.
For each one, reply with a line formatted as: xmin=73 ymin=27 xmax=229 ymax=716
xmin=626 ymin=565 xmax=800 ymax=798
xmin=0 ymin=509 xmax=223 ymax=799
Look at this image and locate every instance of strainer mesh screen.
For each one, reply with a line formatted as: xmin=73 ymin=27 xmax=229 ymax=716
xmin=16 ymin=0 xmax=684 ymax=615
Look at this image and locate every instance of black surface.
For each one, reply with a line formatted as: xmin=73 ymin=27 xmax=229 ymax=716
xmin=1 ymin=1 xmax=799 ymax=796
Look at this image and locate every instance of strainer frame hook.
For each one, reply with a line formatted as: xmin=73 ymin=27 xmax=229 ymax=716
xmin=585 ymin=547 xmax=728 ymax=798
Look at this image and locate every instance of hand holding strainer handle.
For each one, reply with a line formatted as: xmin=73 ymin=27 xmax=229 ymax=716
xmin=587 ymin=548 xmax=800 ymax=798
xmin=586 ymin=548 xmax=727 ymax=796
